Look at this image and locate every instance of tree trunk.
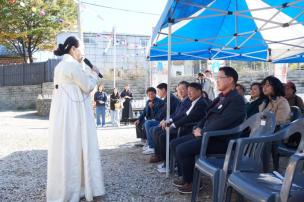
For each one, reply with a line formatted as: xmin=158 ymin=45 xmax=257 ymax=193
xmin=28 ymin=50 xmax=33 ymax=63
xmin=27 ymin=35 xmax=33 ymax=63
xmin=21 ymin=40 xmax=27 ymax=63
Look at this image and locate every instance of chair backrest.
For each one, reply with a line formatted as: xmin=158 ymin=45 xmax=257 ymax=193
xmin=291 ymin=153 xmax=304 ymax=187
xmin=290 ymin=106 xmax=302 ymax=122
xmin=235 ymin=112 xmax=276 ymax=171
xmin=281 ymin=118 xmax=304 ymax=188
xmin=236 ymin=118 xmax=304 ymax=173
xmin=246 ymin=111 xmax=276 ymax=138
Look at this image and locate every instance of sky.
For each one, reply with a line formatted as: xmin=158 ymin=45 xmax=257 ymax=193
xmin=79 ymin=0 xmax=167 ymax=36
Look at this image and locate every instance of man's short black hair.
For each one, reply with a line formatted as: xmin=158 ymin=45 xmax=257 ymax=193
xmin=188 ymin=82 xmax=203 ymax=92
xmin=157 ymin=83 xmax=167 ymax=91
xmin=146 ymin=87 xmax=156 ymax=94
xmin=219 ymin=66 xmax=238 ymax=84
xmin=178 ymin=81 xmax=189 ymax=88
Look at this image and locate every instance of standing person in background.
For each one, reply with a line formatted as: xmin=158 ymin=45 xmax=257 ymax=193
xmin=94 ymin=84 xmax=107 ymax=127
xmin=203 ymin=70 xmax=217 ymax=100
xmin=196 ymin=72 xmax=205 ymax=88
xmin=110 ymin=88 xmax=121 ymax=127
xmin=120 ymin=84 xmax=133 ymax=124
xmin=197 ymin=71 xmax=216 ymax=100
xmin=47 ymin=36 xmax=105 ymax=202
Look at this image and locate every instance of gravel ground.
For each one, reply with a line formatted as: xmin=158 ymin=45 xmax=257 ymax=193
xmin=0 ymin=110 xmax=213 ymax=202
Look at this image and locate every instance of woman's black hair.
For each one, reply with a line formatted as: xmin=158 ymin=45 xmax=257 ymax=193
xmin=250 ymin=82 xmax=264 ymax=98
xmin=54 ymin=36 xmax=80 ymax=56
xmin=261 ymin=76 xmax=285 ymax=97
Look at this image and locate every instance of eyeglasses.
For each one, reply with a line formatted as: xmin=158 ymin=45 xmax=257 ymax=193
xmin=217 ymin=76 xmax=228 ymax=80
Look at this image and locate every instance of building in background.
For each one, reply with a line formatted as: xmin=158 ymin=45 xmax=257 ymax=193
xmin=57 ymin=32 xmax=150 ymax=78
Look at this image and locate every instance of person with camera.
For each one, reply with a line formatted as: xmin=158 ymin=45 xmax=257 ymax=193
xmin=47 ymin=36 xmax=105 ymax=202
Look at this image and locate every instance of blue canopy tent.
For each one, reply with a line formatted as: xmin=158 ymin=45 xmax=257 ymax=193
xmin=148 ymin=0 xmax=304 ymax=62
xmin=147 ymin=0 xmax=304 ymax=177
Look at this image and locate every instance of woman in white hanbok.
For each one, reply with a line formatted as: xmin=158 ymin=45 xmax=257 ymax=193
xmin=47 ymin=36 xmax=105 ymax=202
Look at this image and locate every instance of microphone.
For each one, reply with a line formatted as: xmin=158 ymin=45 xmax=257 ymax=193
xmin=83 ymin=58 xmax=103 ymax=78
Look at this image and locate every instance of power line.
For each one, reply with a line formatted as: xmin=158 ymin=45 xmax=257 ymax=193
xmin=81 ymin=1 xmax=160 ymax=16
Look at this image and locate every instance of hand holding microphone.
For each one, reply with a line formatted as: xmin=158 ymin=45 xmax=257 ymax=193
xmin=83 ymin=58 xmax=103 ymax=78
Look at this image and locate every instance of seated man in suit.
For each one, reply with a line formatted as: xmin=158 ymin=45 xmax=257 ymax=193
xmin=170 ymin=66 xmax=246 ymax=194
xmin=142 ymin=83 xmax=180 ymax=155
xmin=151 ymin=82 xmax=210 ymax=173
xmin=134 ymin=87 xmax=164 ymax=145
xmin=149 ymin=81 xmax=191 ymax=163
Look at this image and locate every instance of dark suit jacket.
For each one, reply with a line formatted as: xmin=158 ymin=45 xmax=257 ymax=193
xmin=198 ymin=89 xmax=246 ymax=132
xmin=197 ymin=89 xmax=246 ymax=154
xmin=246 ymin=97 xmax=264 ymax=118
xmin=173 ymin=96 xmax=209 ymax=128
xmin=155 ymin=93 xmax=180 ymax=121
xmin=138 ymin=97 xmax=164 ymax=123
xmin=171 ymin=97 xmax=192 ymax=121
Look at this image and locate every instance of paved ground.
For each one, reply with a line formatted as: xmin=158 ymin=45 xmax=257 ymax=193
xmin=0 ymin=110 xmax=212 ymax=202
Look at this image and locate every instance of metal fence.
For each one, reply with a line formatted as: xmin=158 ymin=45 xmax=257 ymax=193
xmin=0 ymin=59 xmax=60 ymax=87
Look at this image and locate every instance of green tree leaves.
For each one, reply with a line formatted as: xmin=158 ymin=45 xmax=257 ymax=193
xmin=0 ymin=0 xmax=77 ymax=63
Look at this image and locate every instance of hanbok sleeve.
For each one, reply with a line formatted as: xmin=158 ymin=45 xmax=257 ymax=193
xmin=71 ymin=64 xmax=98 ymax=94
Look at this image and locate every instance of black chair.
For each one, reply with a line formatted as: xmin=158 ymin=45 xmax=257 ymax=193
xmin=225 ymin=118 xmax=304 ymax=202
xmin=191 ymin=111 xmax=276 ymax=202
xmin=273 ymin=106 xmax=303 ymax=170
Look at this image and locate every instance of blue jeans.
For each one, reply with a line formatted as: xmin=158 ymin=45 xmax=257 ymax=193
xmin=110 ymin=110 xmax=120 ymax=127
xmin=144 ymin=120 xmax=160 ymax=148
xmin=96 ymin=106 xmax=106 ymax=126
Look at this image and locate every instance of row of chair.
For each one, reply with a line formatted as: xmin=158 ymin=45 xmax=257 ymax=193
xmin=191 ymin=107 xmax=304 ymax=202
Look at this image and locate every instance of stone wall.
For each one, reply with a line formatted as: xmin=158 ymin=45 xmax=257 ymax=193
xmin=0 ymin=84 xmax=42 ymax=110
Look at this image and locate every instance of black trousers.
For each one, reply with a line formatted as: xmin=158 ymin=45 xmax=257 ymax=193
xmin=152 ymin=126 xmax=178 ymax=161
xmin=136 ymin=122 xmax=147 ymax=139
xmin=170 ymin=133 xmax=229 ymax=183
xmin=170 ymin=134 xmax=201 ymax=183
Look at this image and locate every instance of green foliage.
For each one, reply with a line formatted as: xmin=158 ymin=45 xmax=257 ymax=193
xmin=0 ymin=0 xmax=77 ymax=63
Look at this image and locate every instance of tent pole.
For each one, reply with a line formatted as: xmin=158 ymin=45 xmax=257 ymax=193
xmin=166 ymin=22 xmax=172 ymax=178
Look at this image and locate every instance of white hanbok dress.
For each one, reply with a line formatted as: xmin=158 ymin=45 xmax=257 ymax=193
xmin=47 ymin=54 xmax=105 ymax=202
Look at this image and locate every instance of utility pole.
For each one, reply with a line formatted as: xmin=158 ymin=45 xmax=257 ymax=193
xmin=77 ymin=0 xmax=84 ymax=43
xmin=113 ymin=26 xmax=116 ymax=88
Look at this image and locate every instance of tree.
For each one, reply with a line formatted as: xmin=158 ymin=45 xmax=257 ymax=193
xmin=0 ymin=0 xmax=77 ymax=63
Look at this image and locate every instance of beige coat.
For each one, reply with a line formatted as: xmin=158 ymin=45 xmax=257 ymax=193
xmin=259 ymin=96 xmax=291 ymax=125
